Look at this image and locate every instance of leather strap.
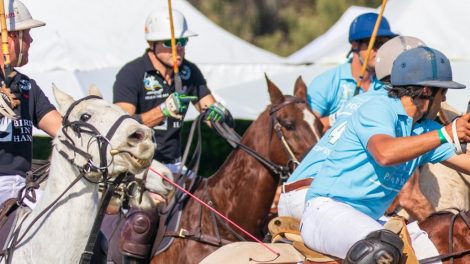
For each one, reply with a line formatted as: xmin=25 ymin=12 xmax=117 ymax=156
xmin=282 ymin=178 xmax=313 ymax=193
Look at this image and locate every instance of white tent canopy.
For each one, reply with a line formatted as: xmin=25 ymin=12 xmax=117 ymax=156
xmin=18 ymin=0 xmax=304 ymax=135
xmin=218 ymin=0 xmax=470 ymax=118
xmin=284 ymin=0 xmax=470 ymax=113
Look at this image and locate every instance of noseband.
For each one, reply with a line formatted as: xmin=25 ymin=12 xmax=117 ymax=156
xmin=59 ymin=95 xmax=131 ymax=182
xmin=269 ymin=96 xmax=307 ymax=174
xmin=2 ymin=96 xmax=133 ymax=261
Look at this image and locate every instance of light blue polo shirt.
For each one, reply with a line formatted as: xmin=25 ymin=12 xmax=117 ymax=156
xmin=305 ymin=96 xmax=455 ymax=220
xmin=307 ymin=60 xmax=382 ymax=117
xmin=288 ymin=88 xmax=387 ymax=184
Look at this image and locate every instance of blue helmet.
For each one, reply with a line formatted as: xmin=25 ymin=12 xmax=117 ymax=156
xmin=349 ymin=13 xmax=397 ymax=43
xmin=391 ymin=47 xmax=465 ymax=89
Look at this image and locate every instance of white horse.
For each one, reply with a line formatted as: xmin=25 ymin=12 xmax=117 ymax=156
xmin=3 ymin=85 xmax=155 ymax=264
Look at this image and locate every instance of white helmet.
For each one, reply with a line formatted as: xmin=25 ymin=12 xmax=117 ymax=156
xmin=5 ymin=0 xmax=45 ymax=32
xmin=375 ymin=36 xmax=425 ymax=80
xmin=144 ymin=9 xmax=197 ymax=41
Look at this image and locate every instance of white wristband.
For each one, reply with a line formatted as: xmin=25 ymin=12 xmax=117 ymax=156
xmin=440 ymin=127 xmax=453 ymax=144
xmin=452 ymin=118 xmax=463 ymax=154
xmin=328 ymin=113 xmax=337 ymax=126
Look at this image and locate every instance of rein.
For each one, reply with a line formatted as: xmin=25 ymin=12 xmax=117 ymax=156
xmin=213 ymin=96 xmax=307 ymax=180
xmin=419 ymin=211 xmax=470 ymax=264
xmin=160 ymin=96 xmax=308 ymax=249
xmin=1 ymin=95 xmax=132 ymax=263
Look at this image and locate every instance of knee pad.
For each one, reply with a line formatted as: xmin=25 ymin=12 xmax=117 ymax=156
xmin=119 ymin=209 xmax=159 ymax=260
xmin=344 ymin=229 xmax=403 ymax=264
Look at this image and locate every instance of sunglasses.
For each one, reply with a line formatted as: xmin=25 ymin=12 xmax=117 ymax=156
xmin=360 ymin=38 xmax=390 ymax=49
xmin=162 ymin=38 xmax=189 ymax=48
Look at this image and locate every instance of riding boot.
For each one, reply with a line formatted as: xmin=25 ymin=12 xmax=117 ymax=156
xmin=118 ymin=208 xmax=159 ymax=263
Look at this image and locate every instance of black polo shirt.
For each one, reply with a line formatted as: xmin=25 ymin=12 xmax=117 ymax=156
xmin=113 ymin=52 xmax=210 ymax=162
xmin=0 ymin=71 xmax=56 ymax=176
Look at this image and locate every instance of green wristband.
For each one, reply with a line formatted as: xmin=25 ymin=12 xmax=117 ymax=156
xmin=160 ymin=103 xmax=171 ymax=117
xmin=437 ymin=128 xmax=447 ymax=144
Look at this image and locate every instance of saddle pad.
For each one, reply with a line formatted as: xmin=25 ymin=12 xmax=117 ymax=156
xmin=152 ymin=201 xmax=183 ymax=256
xmin=200 ymin=242 xmax=305 ymax=264
xmin=292 ymin=241 xmax=340 ymax=263
xmin=385 ymin=216 xmax=419 ymax=264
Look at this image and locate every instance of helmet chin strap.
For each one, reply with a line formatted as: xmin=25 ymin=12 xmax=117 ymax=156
xmin=417 ymin=88 xmax=439 ymax=122
xmin=17 ymin=31 xmax=24 ymax=66
xmin=151 ymin=43 xmax=174 ymax=70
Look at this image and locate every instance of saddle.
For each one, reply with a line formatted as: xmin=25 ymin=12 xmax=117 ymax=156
xmin=268 ymin=216 xmax=340 ymax=263
xmin=0 ymin=199 xmax=19 ymax=250
xmin=267 ymin=216 xmax=419 ymax=264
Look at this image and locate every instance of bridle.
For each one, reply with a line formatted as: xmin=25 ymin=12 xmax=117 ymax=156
xmin=58 ymin=95 xmax=131 ymax=180
xmin=160 ymin=95 xmax=313 ymax=247
xmin=269 ymin=95 xmax=309 ymax=173
xmin=420 ymin=210 xmax=470 ymax=264
xmin=1 ymin=95 xmax=133 ymax=263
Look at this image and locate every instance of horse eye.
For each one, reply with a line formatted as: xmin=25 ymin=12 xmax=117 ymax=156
xmin=80 ymin=113 xmax=91 ymax=122
xmin=281 ymin=121 xmax=295 ymax=130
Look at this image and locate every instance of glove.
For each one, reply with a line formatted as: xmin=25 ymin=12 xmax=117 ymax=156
xmin=160 ymin=92 xmax=197 ymax=120
xmin=203 ymin=102 xmax=234 ymax=128
xmin=0 ymin=86 xmax=19 ymax=119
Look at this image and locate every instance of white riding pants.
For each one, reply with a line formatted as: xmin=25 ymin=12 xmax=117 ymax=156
xmin=301 ymin=197 xmax=441 ymax=263
xmin=0 ymin=175 xmax=26 ymax=205
xmin=0 ymin=175 xmax=43 ymax=209
xmin=278 ymin=188 xmax=307 ymax=220
xmin=164 ymin=161 xmax=195 ymax=179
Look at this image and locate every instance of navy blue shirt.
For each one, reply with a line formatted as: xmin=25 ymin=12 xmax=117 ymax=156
xmin=0 ymin=71 xmax=56 ymax=176
xmin=113 ymin=52 xmax=211 ymax=162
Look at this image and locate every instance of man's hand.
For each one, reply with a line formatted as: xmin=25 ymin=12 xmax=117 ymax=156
xmin=160 ymin=92 xmax=197 ymax=120
xmin=203 ymin=102 xmax=234 ymax=128
xmin=0 ymin=87 xmax=19 ymax=119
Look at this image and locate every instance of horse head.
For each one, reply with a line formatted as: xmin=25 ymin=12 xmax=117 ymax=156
xmin=264 ymin=75 xmax=322 ymax=167
xmin=52 ymin=84 xmax=155 ymax=180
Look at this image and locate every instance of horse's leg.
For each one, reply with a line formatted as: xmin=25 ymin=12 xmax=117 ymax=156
xmin=396 ymin=170 xmax=435 ymax=221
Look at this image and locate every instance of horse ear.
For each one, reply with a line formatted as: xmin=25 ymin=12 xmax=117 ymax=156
xmin=265 ymin=74 xmax=284 ymax=105
xmin=52 ymin=83 xmax=75 ymax=115
xmin=293 ymin=76 xmax=307 ymax=101
xmin=88 ymin=84 xmax=103 ymax=98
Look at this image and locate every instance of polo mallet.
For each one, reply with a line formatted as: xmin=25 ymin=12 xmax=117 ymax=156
xmin=167 ymin=0 xmax=183 ymax=94
xmin=354 ymin=0 xmax=388 ymax=96
xmin=0 ymin=0 xmax=18 ymax=119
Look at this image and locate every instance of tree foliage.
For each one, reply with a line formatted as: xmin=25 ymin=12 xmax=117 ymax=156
xmin=188 ymin=0 xmax=381 ymax=56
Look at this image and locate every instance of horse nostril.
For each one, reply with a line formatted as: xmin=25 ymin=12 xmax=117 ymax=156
xmin=130 ymin=130 xmax=145 ymax=141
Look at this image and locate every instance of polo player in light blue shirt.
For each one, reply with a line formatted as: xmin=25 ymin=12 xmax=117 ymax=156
xmin=307 ymin=13 xmax=396 ymax=132
xmin=278 ymin=36 xmax=426 ymax=220
xmin=301 ymin=47 xmax=470 ymax=264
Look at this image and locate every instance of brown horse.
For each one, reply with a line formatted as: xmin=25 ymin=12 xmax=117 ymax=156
xmin=149 ymin=76 xmax=322 ymax=264
xmin=418 ymin=210 xmax=470 ymax=264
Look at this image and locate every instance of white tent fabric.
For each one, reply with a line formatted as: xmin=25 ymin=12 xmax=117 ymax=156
xmin=17 ymin=0 xmax=303 ymax=135
xmin=285 ymin=0 xmax=470 ymax=113
xmin=217 ymin=0 xmax=470 ymax=119
xmin=287 ymin=6 xmax=375 ymax=65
